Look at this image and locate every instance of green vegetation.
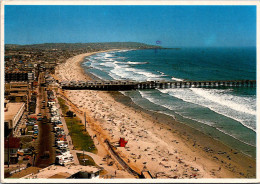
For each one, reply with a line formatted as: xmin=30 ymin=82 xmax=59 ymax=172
xmin=58 ymin=97 xmax=69 ymax=112
xmin=77 ymin=153 xmax=97 ymax=166
xmin=65 ymin=117 xmax=97 ymax=153
xmin=77 ymin=153 xmax=107 ymax=175
xmin=58 ymin=97 xmax=97 ymax=153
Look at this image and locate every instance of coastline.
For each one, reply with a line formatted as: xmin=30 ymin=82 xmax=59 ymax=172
xmin=54 ymin=50 xmax=256 ymax=178
xmin=108 ymin=91 xmax=256 ymax=177
xmin=55 ymin=49 xmax=120 ymax=82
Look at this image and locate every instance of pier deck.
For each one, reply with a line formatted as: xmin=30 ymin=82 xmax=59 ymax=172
xmin=59 ymin=80 xmax=256 ymax=91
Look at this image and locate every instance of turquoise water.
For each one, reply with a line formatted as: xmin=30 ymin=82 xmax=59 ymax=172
xmin=82 ymin=48 xmax=256 ymax=157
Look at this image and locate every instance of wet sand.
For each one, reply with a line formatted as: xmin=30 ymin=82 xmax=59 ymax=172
xmin=55 ymin=50 xmax=256 ymax=179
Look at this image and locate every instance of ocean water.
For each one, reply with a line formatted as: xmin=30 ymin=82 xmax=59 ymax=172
xmin=82 ymin=47 xmax=256 ymax=157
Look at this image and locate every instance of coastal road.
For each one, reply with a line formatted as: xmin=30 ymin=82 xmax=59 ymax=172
xmin=35 ymin=72 xmax=55 ymax=168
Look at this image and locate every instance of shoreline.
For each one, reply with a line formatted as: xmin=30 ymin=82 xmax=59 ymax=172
xmin=55 ymin=50 xmax=256 ymax=178
xmin=108 ymin=91 xmax=256 ymax=176
xmin=55 ymin=49 xmax=120 ymax=82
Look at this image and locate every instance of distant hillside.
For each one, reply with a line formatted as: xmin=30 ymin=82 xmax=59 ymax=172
xmin=5 ymin=42 xmax=162 ymax=50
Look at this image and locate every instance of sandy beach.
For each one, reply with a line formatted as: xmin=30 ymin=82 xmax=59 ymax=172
xmin=54 ymin=50 xmax=256 ymax=179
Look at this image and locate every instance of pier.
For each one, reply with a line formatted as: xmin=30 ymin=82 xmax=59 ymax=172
xmin=59 ymin=80 xmax=256 ymax=91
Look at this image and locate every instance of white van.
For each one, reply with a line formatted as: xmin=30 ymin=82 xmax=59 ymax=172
xmin=55 ymin=154 xmax=73 ymax=165
xmin=51 ymin=106 xmax=58 ymax=110
xmin=55 ymin=140 xmax=67 ymax=146
xmin=56 ymin=149 xmax=70 ymax=156
xmin=51 ymin=116 xmax=60 ymax=122
xmin=33 ymin=125 xmax=39 ymax=130
xmin=58 ymin=144 xmax=68 ymax=149
xmin=51 ymin=111 xmax=59 ymax=116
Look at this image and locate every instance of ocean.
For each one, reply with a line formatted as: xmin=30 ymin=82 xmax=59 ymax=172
xmin=82 ymin=47 xmax=256 ymax=157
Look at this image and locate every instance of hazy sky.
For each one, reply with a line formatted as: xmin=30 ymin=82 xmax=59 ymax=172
xmin=5 ymin=5 xmax=256 ymax=47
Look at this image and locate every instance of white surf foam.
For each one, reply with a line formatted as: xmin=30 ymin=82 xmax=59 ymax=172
xmin=171 ymin=77 xmax=184 ymax=81
xmin=138 ymin=90 xmax=216 ymax=126
xmin=137 ymin=90 xmax=256 ymax=147
xmin=104 ymin=53 xmax=113 ymax=58
xmin=100 ymin=62 xmax=117 ymax=68
xmin=116 ymin=49 xmax=131 ymax=53
xmin=191 ymin=88 xmax=255 ymax=115
xmin=88 ymin=50 xmax=166 ymax=81
xmin=159 ymin=88 xmax=256 ymax=131
xmin=126 ymin=61 xmax=149 ymax=65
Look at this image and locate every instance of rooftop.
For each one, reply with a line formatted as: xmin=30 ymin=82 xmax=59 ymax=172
xmin=5 ymin=102 xmax=25 ymax=121
xmin=22 ymin=164 xmax=100 ymax=179
xmin=48 ymin=172 xmax=71 ymax=178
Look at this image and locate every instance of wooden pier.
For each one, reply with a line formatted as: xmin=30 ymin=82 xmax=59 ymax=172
xmin=60 ymin=80 xmax=256 ymax=91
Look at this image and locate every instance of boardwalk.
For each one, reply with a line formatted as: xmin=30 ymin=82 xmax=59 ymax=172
xmin=60 ymin=80 xmax=256 ymax=91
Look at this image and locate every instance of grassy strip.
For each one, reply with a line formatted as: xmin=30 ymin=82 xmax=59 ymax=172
xmin=77 ymin=153 xmax=107 ymax=175
xmin=58 ymin=97 xmax=69 ymax=113
xmin=58 ymin=97 xmax=97 ymax=153
xmin=77 ymin=153 xmax=97 ymax=166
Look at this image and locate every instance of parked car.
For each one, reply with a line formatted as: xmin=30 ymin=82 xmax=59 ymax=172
xmin=55 ymin=131 xmax=65 ymax=137
xmin=55 ymin=136 xmax=67 ymax=142
xmin=26 ymin=121 xmax=35 ymax=126
xmin=28 ymin=117 xmax=37 ymax=121
xmin=55 ymin=140 xmax=67 ymax=147
xmin=54 ymin=121 xmax=62 ymax=125
xmin=18 ymin=149 xmax=33 ymax=156
xmin=23 ymin=155 xmax=31 ymax=160
xmin=58 ymin=144 xmax=68 ymax=149
xmin=37 ymin=117 xmax=42 ymax=121
xmin=33 ymin=125 xmax=39 ymax=130
xmin=56 ymin=149 xmax=70 ymax=156
xmin=33 ymin=130 xmax=38 ymax=134
xmin=54 ymin=127 xmax=62 ymax=132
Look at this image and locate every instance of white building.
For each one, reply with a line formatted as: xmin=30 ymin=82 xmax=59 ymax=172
xmin=4 ymin=101 xmax=26 ymax=136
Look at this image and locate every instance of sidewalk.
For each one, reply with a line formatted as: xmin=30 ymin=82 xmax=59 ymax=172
xmin=54 ymin=92 xmax=79 ymax=165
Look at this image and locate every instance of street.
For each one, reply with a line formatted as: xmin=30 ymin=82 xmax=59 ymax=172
xmin=34 ymin=72 xmax=55 ymax=168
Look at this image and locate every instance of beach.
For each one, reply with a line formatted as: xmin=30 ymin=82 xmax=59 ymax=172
xmin=54 ymin=50 xmax=256 ymax=179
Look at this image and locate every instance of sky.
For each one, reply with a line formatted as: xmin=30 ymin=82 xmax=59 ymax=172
xmin=5 ymin=5 xmax=256 ymax=47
